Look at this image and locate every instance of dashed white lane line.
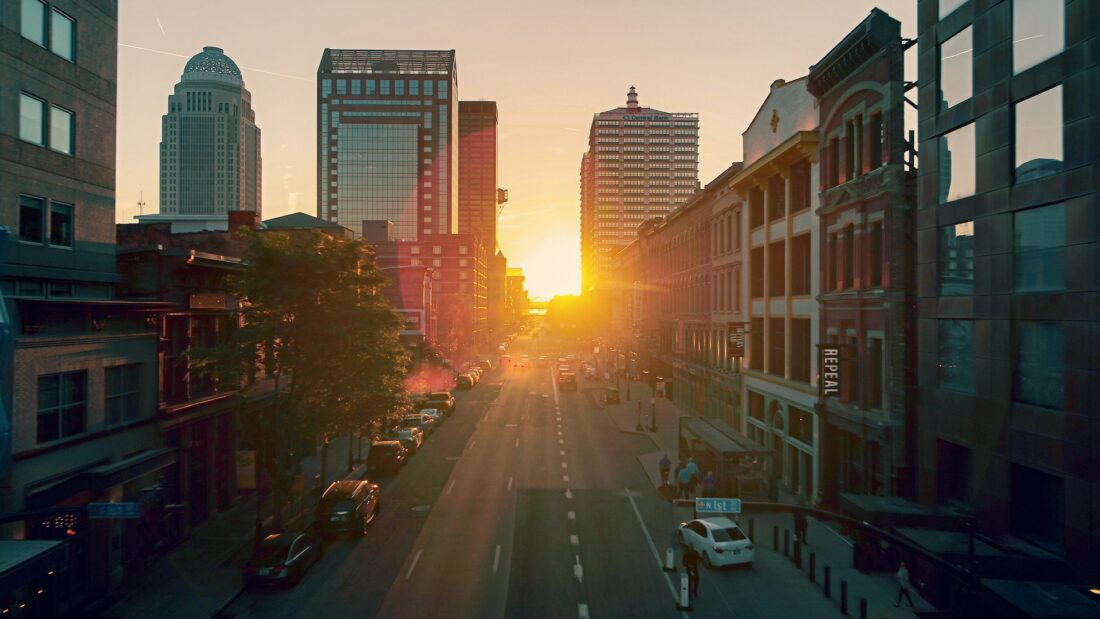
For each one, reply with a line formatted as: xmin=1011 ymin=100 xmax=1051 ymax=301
xmin=406 ymin=549 xmax=422 ymax=579
xmin=578 ymin=603 xmax=590 ymax=619
xmin=573 ymin=554 xmax=584 ymax=583
xmin=565 ymin=488 xmax=573 ymax=499
xmin=561 ymin=462 xmax=568 ymax=469
xmin=514 ymin=438 xmax=520 ymax=448
xmin=468 ymin=439 xmax=477 ymax=450
xmin=568 ymin=511 xmax=575 ymax=520
xmin=507 ymin=476 xmax=513 ymax=491
xmin=563 ymin=475 xmax=570 ymax=482
xmin=558 ymin=439 xmax=564 ymax=445
xmin=560 ymin=450 xmax=566 ymax=456
xmin=446 ymin=479 xmax=456 ymax=495
xmin=570 ymin=534 xmax=579 ymax=545
xmin=492 ymin=544 xmax=502 ymax=573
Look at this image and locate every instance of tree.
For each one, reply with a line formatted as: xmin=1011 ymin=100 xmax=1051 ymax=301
xmin=194 ymin=229 xmax=409 ymax=530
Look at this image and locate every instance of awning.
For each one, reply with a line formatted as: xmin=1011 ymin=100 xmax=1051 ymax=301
xmin=25 ymin=449 xmax=175 ymax=510
xmin=0 ymin=540 xmax=67 ymax=593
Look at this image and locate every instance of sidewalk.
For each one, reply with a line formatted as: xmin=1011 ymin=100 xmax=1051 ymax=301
xmin=600 ymin=378 xmax=687 ymax=491
xmin=96 ymin=435 xmax=365 ymax=619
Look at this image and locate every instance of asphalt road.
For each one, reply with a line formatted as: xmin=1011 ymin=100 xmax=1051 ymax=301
xmin=222 ymin=334 xmax=842 ymax=618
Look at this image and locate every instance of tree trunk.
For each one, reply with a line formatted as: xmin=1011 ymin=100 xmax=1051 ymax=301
xmin=348 ymin=433 xmax=355 ymax=472
xmin=320 ymin=437 xmax=329 ymax=491
xmin=272 ymin=374 xmax=283 ymax=530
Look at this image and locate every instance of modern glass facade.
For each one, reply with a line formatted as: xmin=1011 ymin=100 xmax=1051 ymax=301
xmin=317 ymin=49 xmax=457 ymax=241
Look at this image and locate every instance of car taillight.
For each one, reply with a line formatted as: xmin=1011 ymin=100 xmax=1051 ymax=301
xmin=713 ymin=545 xmax=724 ymax=554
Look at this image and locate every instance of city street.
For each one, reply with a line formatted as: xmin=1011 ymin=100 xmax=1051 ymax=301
xmin=220 ymin=336 xmax=843 ymax=618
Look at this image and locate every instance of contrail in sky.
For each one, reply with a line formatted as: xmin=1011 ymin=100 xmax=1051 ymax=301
xmin=118 ymin=43 xmax=311 ymax=82
xmin=154 ymin=14 xmax=165 ymax=36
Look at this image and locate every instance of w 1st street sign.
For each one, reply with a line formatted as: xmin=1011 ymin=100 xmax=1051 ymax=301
xmin=695 ymin=497 xmax=741 ymax=514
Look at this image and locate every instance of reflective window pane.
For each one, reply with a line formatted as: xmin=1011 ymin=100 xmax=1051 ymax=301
xmin=939 ymin=320 xmax=974 ymax=393
xmin=424 ymin=80 xmax=433 ymax=96
xmin=50 ymin=105 xmax=73 ymax=154
xmin=939 ymin=221 xmax=974 ymax=295
xmin=939 ymin=27 xmax=972 ymax=110
xmin=336 ymin=79 xmax=346 ymax=95
xmin=322 ymin=79 xmax=332 ymax=98
xmin=19 ymin=195 xmax=44 ymax=243
xmin=1015 ymin=86 xmax=1062 ymax=182
xmin=395 ymin=80 xmax=405 ymax=96
xmin=335 ymin=124 xmax=419 ymax=241
xmin=940 ymin=0 xmax=966 ymax=16
xmin=938 ymin=123 xmax=975 ymax=202
xmin=50 ymin=9 xmax=74 ymax=61
xmin=21 ymin=0 xmax=46 ymax=46
xmin=1014 ymin=0 xmax=1064 ymax=74
xmin=1014 ymin=203 xmax=1065 ymax=292
xmin=19 ymin=93 xmax=45 ymax=145
xmin=1015 ymin=321 xmax=1063 ymax=408
xmin=50 ymin=202 xmax=72 ymax=246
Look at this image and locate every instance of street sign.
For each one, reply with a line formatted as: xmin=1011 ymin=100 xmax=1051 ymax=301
xmin=695 ymin=497 xmax=741 ymax=514
xmin=87 ymin=502 xmax=140 ymax=519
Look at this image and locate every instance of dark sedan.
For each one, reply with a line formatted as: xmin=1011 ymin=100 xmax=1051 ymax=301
xmin=315 ymin=479 xmax=381 ymax=537
xmin=367 ymin=440 xmax=409 ymax=473
xmin=243 ymin=533 xmax=322 ymax=588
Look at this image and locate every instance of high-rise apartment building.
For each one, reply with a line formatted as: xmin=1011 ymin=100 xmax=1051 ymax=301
xmin=157 ymin=46 xmax=262 ymax=221
xmin=580 ymin=87 xmax=699 ymax=292
xmin=915 ymin=0 xmax=1099 ymax=583
xmin=317 ymin=49 xmax=457 ymax=241
xmin=458 ymin=100 xmax=498 ymax=252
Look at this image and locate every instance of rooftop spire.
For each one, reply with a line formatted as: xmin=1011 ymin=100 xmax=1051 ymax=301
xmin=626 ymin=85 xmax=639 ymax=109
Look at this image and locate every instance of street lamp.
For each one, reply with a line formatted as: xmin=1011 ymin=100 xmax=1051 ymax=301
xmin=649 ymin=395 xmax=657 ymax=432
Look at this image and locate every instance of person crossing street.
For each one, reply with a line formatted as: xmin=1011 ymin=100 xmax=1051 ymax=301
xmin=659 ymin=454 xmax=671 ymax=487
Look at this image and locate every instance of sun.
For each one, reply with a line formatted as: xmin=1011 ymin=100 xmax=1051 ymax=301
xmin=515 ymin=233 xmax=580 ymax=300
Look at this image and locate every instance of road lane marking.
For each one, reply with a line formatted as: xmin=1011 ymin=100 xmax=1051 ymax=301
xmin=560 ymin=450 xmax=566 ymax=456
xmin=565 ymin=488 xmax=573 ymax=499
xmin=578 ymin=603 xmax=590 ymax=619
xmin=574 ymin=554 xmax=584 ymax=583
xmin=568 ymin=511 xmax=575 ymax=520
xmin=563 ymin=475 xmax=570 ymax=482
xmin=558 ymin=439 xmax=564 ymax=444
xmin=505 ymin=423 xmax=518 ymax=427
xmin=507 ymin=476 xmax=513 ymax=491
xmin=514 ymin=438 xmax=520 ymax=448
xmin=625 ymin=485 xmax=689 ymax=616
xmin=570 ymin=534 xmax=579 ymax=545
xmin=406 ymin=549 xmax=422 ymax=579
xmin=821 ymin=520 xmax=854 ymax=547
xmin=446 ymin=479 xmax=456 ymax=495
xmin=561 ymin=462 xmax=568 ymax=469
xmin=467 ymin=439 xmax=477 ymax=450
xmin=557 ymin=431 xmax=562 ymax=436
xmin=492 ymin=544 xmax=502 ymax=573
xmin=482 ymin=415 xmax=488 ymax=422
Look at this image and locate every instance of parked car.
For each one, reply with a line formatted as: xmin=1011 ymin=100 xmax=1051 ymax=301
xmin=367 ymin=440 xmax=408 ymax=473
xmin=678 ymin=517 xmax=754 ymax=568
xmin=558 ymin=372 xmax=577 ymax=391
xmin=456 ymin=374 xmax=474 ymax=390
xmin=468 ymin=367 xmax=482 ymax=382
xmin=391 ymin=428 xmax=423 ymax=454
xmin=244 ymin=533 xmax=323 ymax=587
xmin=315 ymin=480 xmax=381 ymax=537
xmin=422 ymin=391 xmax=455 ymax=414
xmin=399 ymin=413 xmax=434 ymax=436
xmin=604 ymin=386 xmax=620 ymax=404
xmin=420 ymin=408 xmax=443 ymax=427
xmin=478 ymin=359 xmax=492 ymax=373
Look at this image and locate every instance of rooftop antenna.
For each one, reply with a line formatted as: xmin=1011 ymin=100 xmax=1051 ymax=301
xmin=137 ymin=191 xmax=146 ymax=216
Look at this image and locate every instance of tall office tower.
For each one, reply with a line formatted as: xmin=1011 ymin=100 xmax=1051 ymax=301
xmin=579 ymin=87 xmax=699 ymax=292
xmin=317 ymin=49 xmax=457 ymax=241
xmin=458 ymin=100 xmax=498 ymax=253
xmin=159 ymin=46 xmax=262 ymax=219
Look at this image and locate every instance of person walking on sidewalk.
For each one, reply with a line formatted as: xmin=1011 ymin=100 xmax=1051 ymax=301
xmin=659 ymin=454 xmax=672 ymax=487
xmin=677 ymin=465 xmax=695 ymax=499
xmin=895 ymin=560 xmax=915 ymax=607
xmin=702 ymin=471 xmax=717 ymax=497
xmin=682 ymin=546 xmax=701 ymax=599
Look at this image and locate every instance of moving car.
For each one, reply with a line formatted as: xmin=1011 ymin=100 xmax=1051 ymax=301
xmin=391 ymin=428 xmax=423 ymax=454
xmin=367 ymin=440 xmax=409 ymax=473
xmin=678 ymin=517 xmax=754 ymax=568
xmin=536 ymin=356 xmax=549 ymax=368
xmin=558 ymin=372 xmax=577 ymax=391
xmin=244 ymin=533 xmax=323 ymax=587
xmin=315 ymin=480 xmax=381 ymax=537
xmin=456 ymin=374 xmax=474 ymax=390
xmin=421 ymin=391 xmax=455 ymax=414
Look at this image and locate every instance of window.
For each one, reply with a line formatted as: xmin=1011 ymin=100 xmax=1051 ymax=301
xmin=844 ymin=225 xmax=855 ymax=289
xmin=380 ymin=80 xmax=390 ymax=95
xmin=19 ymin=195 xmax=44 ymax=243
xmin=433 ymin=246 xmax=442 ymax=255
xmin=49 ymin=105 xmax=73 ymax=154
xmin=869 ymin=221 xmax=883 ymax=287
xmin=49 ymin=202 xmax=72 ymax=246
xmin=939 ymin=221 xmax=974 ymax=295
xmin=1013 ymin=0 xmax=1064 ymax=74
xmin=749 ymin=187 xmax=764 ymax=229
xmin=748 ymin=391 xmax=765 ymax=421
xmin=768 ymin=318 xmax=785 ymax=376
xmin=366 ymin=79 xmax=375 ymax=95
xmin=37 ymin=371 xmax=86 ymax=444
xmin=791 ymin=160 xmax=811 ymax=211
xmin=459 ymin=246 xmax=468 ymax=255
xmin=939 ymin=0 xmax=966 ymax=16
xmin=395 ymin=80 xmax=405 ymax=96
xmin=749 ymin=318 xmax=764 ymax=371
xmin=424 ymin=80 xmax=433 ymax=96
xmin=19 ymin=93 xmax=46 ymax=145
xmin=1016 ymin=321 xmax=1064 ymax=408
xmin=850 ymin=114 xmax=863 ymax=176
xmin=768 ymin=240 xmax=785 ymax=297
xmin=767 ymin=176 xmax=785 ymax=222
xmin=49 ymin=8 xmax=75 ymax=61
xmin=350 ymin=80 xmax=360 ymax=95
xmin=750 ymin=247 xmax=764 ymax=298
xmin=868 ymin=337 xmax=883 ymax=408
xmin=105 ymin=364 xmax=140 ymax=424
xmin=828 ymin=137 xmax=840 ymax=187
xmin=869 ymin=113 xmax=883 ymax=168
xmin=791 ymin=234 xmax=811 ymax=295
xmin=20 ymin=0 xmax=46 ymax=47
xmin=410 ymin=80 xmax=419 ymax=96
xmin=936 ymin=440 xmax=972 ymax=505
xmin=940 ymin=27 xmax=973 ymax=110
xmin=1014 ymin=203 xmax=1064 ymax=292
xmin=1015 ymin=86 xmax=1062 ymax=182
xmin=336 ymin=79 xmax=347 ymax=95
xmin=791 ymin=319 xmax=811 ymax=383
xmin=939 ymin=320 xmax=975 ymax=393
xmin=939 ymin=123 xmax=975 ymax=202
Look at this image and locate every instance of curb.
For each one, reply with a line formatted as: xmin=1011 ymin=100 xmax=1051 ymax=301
xmin=209 ymin=585 xmax=245 ymax=619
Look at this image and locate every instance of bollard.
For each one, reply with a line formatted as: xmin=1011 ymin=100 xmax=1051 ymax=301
xmin=663 ymin=545 xmax=676 ymax=572
xmin=859 ymin=597 xmax=868 ymax=619
xmin=824 ymin=565 xmax=832 ymax=598
xmin=676 ymin=571 xmax=692 ymax=611
xmin=794 ymin=539 xmax=802 ymax=568
xmin=784 ymin=529 xmax=790 ymax=557
xmin=749 ymin=518 xmax=755 ymax=542
xmin=809 ymin=552 xmax=816 ymax=583
xmin=840 ymin=581 xmax=848 ymax=615
xmin=773 ymin=525 xmax=779 ymax=552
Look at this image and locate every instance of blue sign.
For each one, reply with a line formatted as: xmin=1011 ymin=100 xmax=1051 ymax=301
xmin=695 ymin=497 xmax=741 ymax=514
xmin=87 ymin=502 xmax=140 ymax=519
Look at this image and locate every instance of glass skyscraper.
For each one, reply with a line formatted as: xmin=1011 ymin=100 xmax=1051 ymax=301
xmin=317 ymin=49 xmax=457 ymax=241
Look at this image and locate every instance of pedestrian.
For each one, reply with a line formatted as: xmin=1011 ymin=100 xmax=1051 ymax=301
xmin=702 ymin=471 xmax=717 ymax=497
xmin=794 ymin=506 xmax=808 ymax=545
xmin=684 ymin=457 xmax=700 ymax=494
xmin=895 ymin=560 xmax=915 ymax=607
xmin=682 ymin=546 xmax=701 ymax=599
xmin=677 ymin=465 xmax=694 ymax=499
xmin=659 ymin=454 xmax=672 ymax=487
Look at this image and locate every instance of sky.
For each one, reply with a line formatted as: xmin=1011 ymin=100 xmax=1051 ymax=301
xmin=116 ymin=0 xmax=916 ymax=300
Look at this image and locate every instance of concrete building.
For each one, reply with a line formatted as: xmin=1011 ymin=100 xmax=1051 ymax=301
xmin=914 ymin=0 xmax=1099 ymax=585
xmin=150 ymin=46 xmax=262 ymax=230
xmin=580 ymin=87 xmax=699 ymax=294
xmin=317 ymin=49 xmax=457 ymax=241
xmin=1 ymin=1 xmax=174 ymax=612
xmin=732 ymin=77 xmax=821 ymax=502
xmin=807 ymin=9 xmax=917 ymax=503
xmin=458 ymin=100 xmax=498 ymax=252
